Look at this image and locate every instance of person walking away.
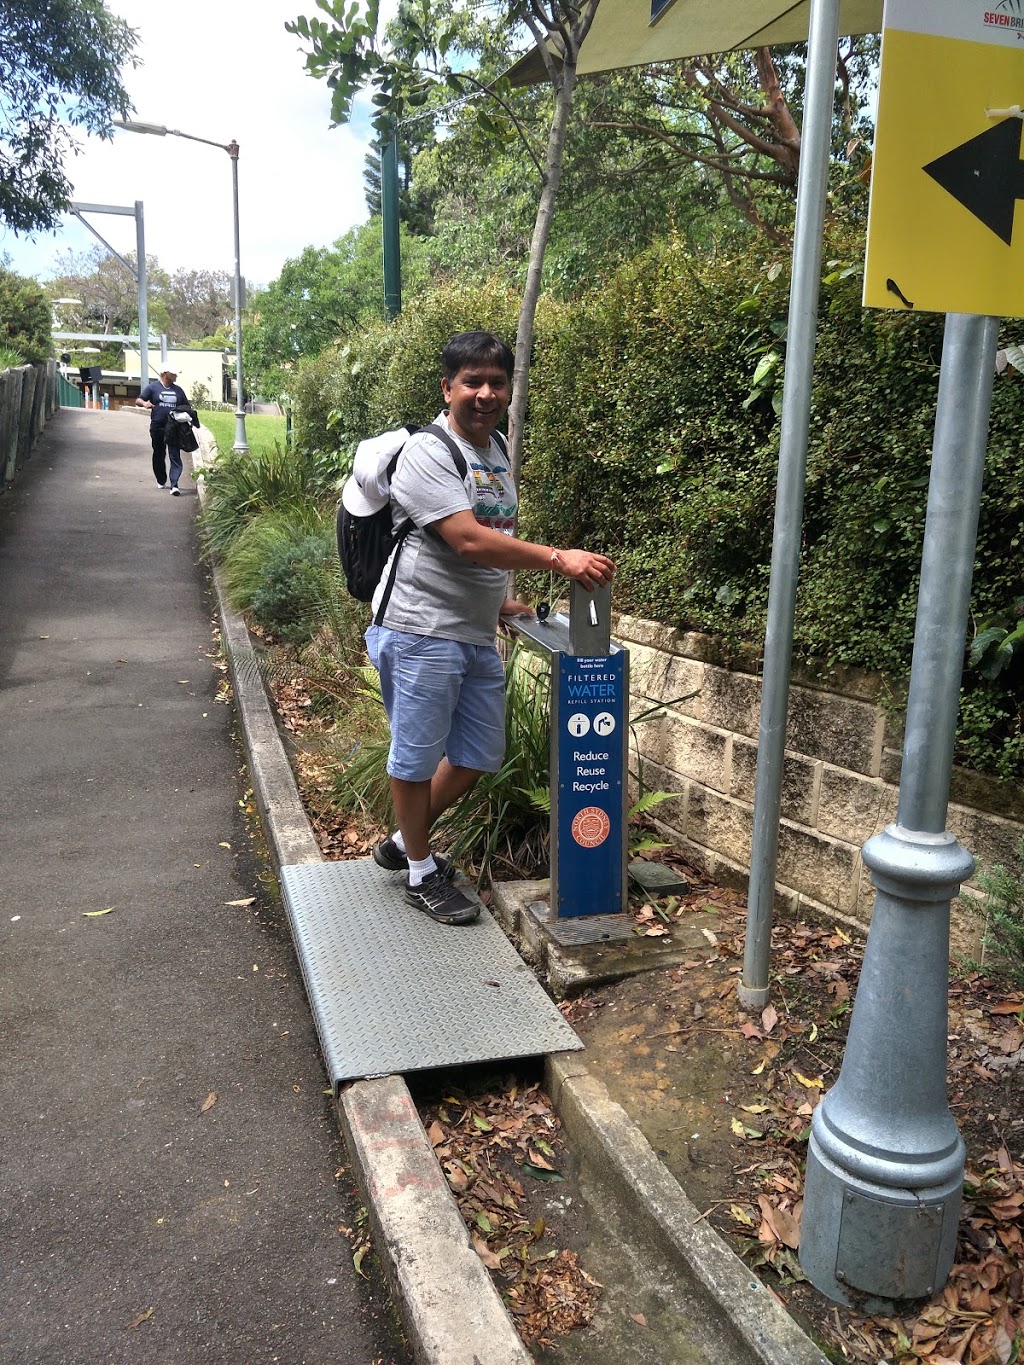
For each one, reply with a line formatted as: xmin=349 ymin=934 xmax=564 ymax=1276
xmin=163 ymin=399 xmax=200 ymax=495
xmin=135 ymin=369 xmax=189 ymax=491
xmin=364 ymin=330 xmax=616 ymax=926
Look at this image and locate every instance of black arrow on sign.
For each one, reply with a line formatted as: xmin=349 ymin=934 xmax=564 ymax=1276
xmin=923 ymin=117 xmax=1024 ymax=246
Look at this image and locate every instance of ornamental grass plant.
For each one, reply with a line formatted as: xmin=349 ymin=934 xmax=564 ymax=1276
xmin=330 ymin=643 xmax=554 ymax=883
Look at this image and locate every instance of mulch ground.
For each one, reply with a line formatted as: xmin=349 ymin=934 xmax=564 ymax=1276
xmin=269 ymin=662 xmax=1024 ymax=1364
xmin=559 ymin=860 xmax=1024 ymax=1365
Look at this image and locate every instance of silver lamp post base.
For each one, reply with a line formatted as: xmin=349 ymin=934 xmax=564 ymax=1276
xmin=799 ymin=823 xmax=971 ymax=1306
xmin=232 ymin=411 xmax=250 ymax=453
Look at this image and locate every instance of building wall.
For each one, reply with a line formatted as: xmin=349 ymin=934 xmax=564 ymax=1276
xmin=618 ymin=614 xmax=1023 ymax=955
xmin=123 ymin=348 xmax=226 ymax=404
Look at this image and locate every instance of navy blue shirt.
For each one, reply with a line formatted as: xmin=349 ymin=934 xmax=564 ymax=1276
xmin=141 ymin=381 xmax=188 ymax=427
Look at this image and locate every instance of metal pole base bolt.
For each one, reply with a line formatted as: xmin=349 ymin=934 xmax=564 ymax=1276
xmin=799 ymin=823 xmax=971 ymax=1307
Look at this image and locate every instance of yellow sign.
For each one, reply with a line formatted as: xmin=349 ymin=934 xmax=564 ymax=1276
xmin=864 ymin=0 xmax=1024 ymax=317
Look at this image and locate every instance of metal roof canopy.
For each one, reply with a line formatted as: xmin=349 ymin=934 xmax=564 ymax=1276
xmin=581 ymin=0 xmax=881 ymax=72
xmin=507 ymin=0 xmax=881 ymax=1007
xmin=508 ymin=0 xmax=881 ymax=82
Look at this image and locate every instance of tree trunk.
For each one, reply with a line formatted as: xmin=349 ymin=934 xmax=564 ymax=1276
xmin=506 ymin=55 xmax=578 ymax=487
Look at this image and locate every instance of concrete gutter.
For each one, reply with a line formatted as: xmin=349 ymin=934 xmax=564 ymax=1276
xmin=197 ymin=445 xmax=826 ymax=1365
xmin=548 ymin=1053 xmax=828 ymax=1365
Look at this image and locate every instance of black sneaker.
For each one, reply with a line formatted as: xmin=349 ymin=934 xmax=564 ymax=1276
xmin=404 ymin=871 xmax=480 ymax=925
xmin=373 ymin=836 xmax=453 ymax=880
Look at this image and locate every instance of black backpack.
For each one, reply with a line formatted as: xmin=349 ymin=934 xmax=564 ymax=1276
xmin=337 ymin=423 xmax=507 ymax=624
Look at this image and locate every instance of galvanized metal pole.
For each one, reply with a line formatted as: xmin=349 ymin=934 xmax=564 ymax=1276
xmin=229 ymin=142 xmax=250 ymax=453
xmin=134 ymin=201 xmax=149 ymax=384
xmin=737 ymin=0 xmax=841 ymax=1010
xmin=800 ymin=312 xmax=998 ymax=1306
xmin=381 ymin=130 xmax=402 ymax=320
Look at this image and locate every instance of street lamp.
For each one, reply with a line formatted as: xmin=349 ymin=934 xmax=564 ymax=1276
xmin=112 ymin=119 xmax=250 ymax=452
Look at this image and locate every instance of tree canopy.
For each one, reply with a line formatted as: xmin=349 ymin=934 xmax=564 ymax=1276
xmin=243 ymin=220 xmax=430 ymax=399
xmin=48 ymin=246 xmax=170 ymax=338
xmin=0 ymin=0 xmax=138 ymax=234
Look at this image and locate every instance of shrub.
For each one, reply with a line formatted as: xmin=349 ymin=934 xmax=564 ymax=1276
xmin=0 ymin=269 xmax=50 ymax=363
xmin=220 ymin=503 xmax=329 ymax=608
xmin=283 ymin=226 xmax=1023 ymax=781
xmin=199 ymin=441 xmax=328 ymax=556
xmin=976 ymin=839 xmax=1024 ymax=987
xmin=290 ymin=279 xmax=521 ymax=464
xmin=520 ymin=228 xmax=1024 ymax=779
xmin=246 ymin=528 xmax=338 ymax=645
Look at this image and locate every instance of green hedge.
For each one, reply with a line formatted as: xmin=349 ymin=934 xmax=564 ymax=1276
xmin=290 ymin=281 xmax=522 ymax=474
xmin=290 ymin=232 xmax=1024 ymax=780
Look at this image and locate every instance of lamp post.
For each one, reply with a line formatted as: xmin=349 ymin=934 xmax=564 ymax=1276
xmin=112 ymin=119 xmax=249 ymax=452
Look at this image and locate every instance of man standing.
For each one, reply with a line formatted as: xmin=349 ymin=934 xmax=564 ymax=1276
xmin=366 ymin=330 xmax=616 ymax=925
xmin=135 ymin=369 xmax=189 ymax=493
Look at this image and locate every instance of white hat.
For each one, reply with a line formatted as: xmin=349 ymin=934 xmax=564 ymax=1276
xmin=341 ymin=427 xmax=412 ymax=516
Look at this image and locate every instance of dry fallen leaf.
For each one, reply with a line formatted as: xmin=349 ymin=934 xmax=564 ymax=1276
xmin=225 ymin=898 xmax=256 ymax=907
xmin=126 ymin=1307 xmax=154 ymax=1329
xmin=200 ymin=1092 xmax=217 ymax=1114
xmin=761 ymin=1004 xmax=780 ymax=1034
xmin=629 ymin=1312 xmax=649 ymax=1327
xmin=471 ymin=1232 xmax=505 ymax=1271
xmin=793 ymin=1071 xmax=824 ymax=1089
xmin=82 ymin=908 xmax=114 ymax=917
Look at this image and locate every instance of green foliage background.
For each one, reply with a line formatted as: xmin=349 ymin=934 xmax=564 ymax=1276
xmin=287 ymin=228 xmax=1023 ymax=781
xmin=0 ymin=268 xmax=52 ymax=363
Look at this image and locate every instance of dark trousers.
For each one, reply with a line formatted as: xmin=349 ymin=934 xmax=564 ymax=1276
xmin=150 ymin=425 xmax=183 ymax=487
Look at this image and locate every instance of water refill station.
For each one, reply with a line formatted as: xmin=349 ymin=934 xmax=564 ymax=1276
xmin=509 ymin=583 xmax=637 ymax=940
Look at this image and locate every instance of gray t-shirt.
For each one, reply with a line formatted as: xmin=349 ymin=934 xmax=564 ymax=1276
xmin=371 ymin=412 xmax=517 ymax=646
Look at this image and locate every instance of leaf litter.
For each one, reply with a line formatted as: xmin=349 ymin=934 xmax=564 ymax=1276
xmin=561 ymin=859 xmax=1024 ymax=1365
xmin=415 ymin=1077 xmax=601 ymax=1347
xmin=268 ymin=659 xmax=1023 ymax=1361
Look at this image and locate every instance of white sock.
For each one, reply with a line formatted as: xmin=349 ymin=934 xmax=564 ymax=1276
xmin=407 ymin=855 xmax=437 ymax=887
xmin=391 ymin=830 xmax=407 ymax=854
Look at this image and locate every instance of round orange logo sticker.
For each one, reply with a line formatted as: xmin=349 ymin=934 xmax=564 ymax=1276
xmin=571 ymin=806 xmax=611 ymax=849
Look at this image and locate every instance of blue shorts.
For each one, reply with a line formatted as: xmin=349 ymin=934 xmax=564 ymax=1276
xmin=365 ymin=626 xmax=506 ymax=782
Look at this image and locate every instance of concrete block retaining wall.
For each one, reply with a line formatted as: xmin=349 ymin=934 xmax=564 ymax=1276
xmin=618 ymin=614 xmax=1024 ymax=955
xmin=1 ymin=361 xmax=59 ymax=489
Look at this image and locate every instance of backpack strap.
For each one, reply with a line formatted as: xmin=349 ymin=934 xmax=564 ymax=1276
xmin=371 ymin=423 xmax=470 ymax=627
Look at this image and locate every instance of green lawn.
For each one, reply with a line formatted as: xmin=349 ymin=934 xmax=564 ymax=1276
xmin=198 ymin=410 xmax=287 ymax=456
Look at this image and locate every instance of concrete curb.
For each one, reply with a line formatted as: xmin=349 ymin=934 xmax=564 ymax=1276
xmin=547 ymin=1053 xmax=828 ymax=1365
xmin=198 ymin=451 xmax=826 ymax=1364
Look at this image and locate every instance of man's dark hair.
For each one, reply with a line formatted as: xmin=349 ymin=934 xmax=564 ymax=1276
xmin=441 ymin=331 xmax=514 ymax=382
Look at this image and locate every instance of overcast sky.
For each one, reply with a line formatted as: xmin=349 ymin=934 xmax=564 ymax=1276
xmin=0 ymin=0 xmax=381 ymax=289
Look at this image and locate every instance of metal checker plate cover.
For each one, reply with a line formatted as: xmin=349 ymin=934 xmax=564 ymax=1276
xmin=279 ymin=861 xmax=583 ymax=1086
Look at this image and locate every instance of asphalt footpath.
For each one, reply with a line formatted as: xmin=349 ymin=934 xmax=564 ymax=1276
xmin=0 ymin=409 xmax=409 ymax=1365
